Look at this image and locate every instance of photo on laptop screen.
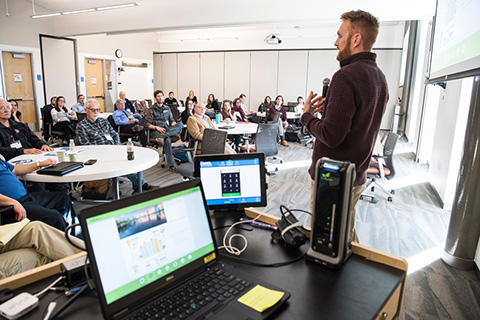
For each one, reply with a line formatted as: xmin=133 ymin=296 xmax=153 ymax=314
xmin=81 ymin=182 xmax=217 ymax=309
xmin=194 ymin=153 xmax=267 ymax=211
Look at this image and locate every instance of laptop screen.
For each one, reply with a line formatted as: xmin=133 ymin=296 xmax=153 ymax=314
xmin=193 ymin=153 xmax=267 ymax=211
xmin=81 ymin=180 xmax=217 ymax=314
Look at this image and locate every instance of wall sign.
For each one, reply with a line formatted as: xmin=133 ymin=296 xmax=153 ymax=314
xmin=14 ymin=73 xmax=22 ymax=83
xmin=91 ymin=77 xmax=97 ymax=85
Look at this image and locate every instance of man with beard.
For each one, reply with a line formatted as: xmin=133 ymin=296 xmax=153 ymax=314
xmin=301 ymin=10 xmax=388 ymax=243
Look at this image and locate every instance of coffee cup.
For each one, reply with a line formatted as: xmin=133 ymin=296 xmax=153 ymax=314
xmin=69 ymin=151 xmax=77 ymax=162
xmin=56 ymin=149 xmax=65 ymax=162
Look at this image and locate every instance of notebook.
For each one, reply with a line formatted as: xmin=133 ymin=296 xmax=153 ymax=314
xmin=79 ymin=179 xmax=290 ymax=320
xmin=36 ymin=161 xmax=84 ymax=176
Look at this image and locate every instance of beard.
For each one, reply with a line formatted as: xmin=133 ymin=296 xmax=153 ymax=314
xmin=336 ymin=35 xmax=352 ymax=61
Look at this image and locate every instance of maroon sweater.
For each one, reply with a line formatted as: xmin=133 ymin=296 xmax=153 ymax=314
xmin=301 ymin=52 xmax=388 ymax=186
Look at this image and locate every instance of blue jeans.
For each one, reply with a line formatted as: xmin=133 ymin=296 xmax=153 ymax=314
xmin=150 ymin=122 xmax=184 ymax=167
xmin=127 ymin=172 xmax=145 ymax=190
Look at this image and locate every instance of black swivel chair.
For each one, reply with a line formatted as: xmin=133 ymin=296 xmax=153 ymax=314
xmin=176 ymin=129 xmax=228 ymax=179
xmin=255 ymin=123 xmax=284 ymax=175
xmin=41 ymin=106 xmax=67 ymax=147
xmin=360 ymin=132 xmax=400 ymax=203
xmin=107 ymin=115 xmax=142 ymax=146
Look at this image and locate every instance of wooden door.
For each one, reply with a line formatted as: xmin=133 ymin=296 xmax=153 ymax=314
xmin=2 ymin=52 xmax=36 ymax=124
xmin=85 ymin=58 xmax=105 ymax=112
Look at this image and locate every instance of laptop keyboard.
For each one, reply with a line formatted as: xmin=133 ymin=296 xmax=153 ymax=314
xmin=128 ymin=266 xmax=251 ymax=320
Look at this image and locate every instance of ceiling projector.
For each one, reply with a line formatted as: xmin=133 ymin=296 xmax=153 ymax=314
xmin=264 ymin=33 xmax=282 ymax=45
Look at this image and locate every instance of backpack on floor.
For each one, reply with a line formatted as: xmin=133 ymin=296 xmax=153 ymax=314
xmin=81 ymin=179 xmax=113 ymax=200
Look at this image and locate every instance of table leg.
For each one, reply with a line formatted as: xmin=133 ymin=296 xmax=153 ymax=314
xmin=137 ymin=172 xmax=143 ymax=193
xmin=112 ymin=177 xmax=120 ymax=200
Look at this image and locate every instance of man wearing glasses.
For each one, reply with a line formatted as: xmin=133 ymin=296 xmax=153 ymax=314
xmin=76 ymin=99 xmax=158 ymax=194
xmin=0 ymin=99 xmax=54 ymax=160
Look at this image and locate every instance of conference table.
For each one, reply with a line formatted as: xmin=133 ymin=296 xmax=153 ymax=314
xmin=9 ymin=145 xmax=159 ymax=198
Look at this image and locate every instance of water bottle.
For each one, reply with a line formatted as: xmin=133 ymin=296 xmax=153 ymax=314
xmin=127 ymin=138 xmax=135 ymax=160
xmin=215 ymin=112 xmax=220 ymax=124
xmin=69 ymin=139 xmax=75 ymax=152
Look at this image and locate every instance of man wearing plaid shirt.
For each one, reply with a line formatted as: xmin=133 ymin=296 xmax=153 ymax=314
xmin=76 ymin=99 xmax=158 ymax=194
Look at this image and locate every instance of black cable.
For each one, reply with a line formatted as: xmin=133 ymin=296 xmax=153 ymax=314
xmin=47 ymin=285 xmax=88 ymax=320
xmin=213 ymin=224 xmax=253 ymax=231
xmin=220 ymin=251 xmax=307 ymax=267
xmin=64 ymin=224 xmax=86 ymax=251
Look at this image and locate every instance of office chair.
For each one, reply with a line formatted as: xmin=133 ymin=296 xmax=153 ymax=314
xmin=254 ymin=123 xmax=284 ymax=175
xmin=176 ymin=129 xmax=227 ymax=179
xmin=107 ymin=115 xmax=142 ymax=146
xmin=360 ymin=132 xmax=400 ymax=203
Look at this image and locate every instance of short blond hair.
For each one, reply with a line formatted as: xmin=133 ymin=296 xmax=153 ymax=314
xmin=341 ymin=10 xmax=379 ymax=51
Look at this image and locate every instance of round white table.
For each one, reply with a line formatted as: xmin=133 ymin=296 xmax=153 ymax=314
xmin=216 ymin=122 xmax=258 ymax=135
xmin=9 ymin=145 xmax=159 ymax=198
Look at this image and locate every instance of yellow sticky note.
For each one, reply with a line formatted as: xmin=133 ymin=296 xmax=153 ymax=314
xmin=237 ymin=285 xmax=284 ymax=313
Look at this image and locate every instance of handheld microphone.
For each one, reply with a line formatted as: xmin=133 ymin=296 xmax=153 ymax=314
xmin=322 ymin=78 xmax=330 ymax=98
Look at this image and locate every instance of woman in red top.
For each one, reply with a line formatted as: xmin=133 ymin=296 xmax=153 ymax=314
xmin=268 ymin=95 xmax=289 ymax=147
xmin=232 ymin=98 xmax=246 ymax=122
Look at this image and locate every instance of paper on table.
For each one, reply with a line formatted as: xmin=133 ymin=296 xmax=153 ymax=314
xmin=237 ymin=284 xmax=285 ymax=313
xmin=0 ymin=218 xmax=30 ymax=247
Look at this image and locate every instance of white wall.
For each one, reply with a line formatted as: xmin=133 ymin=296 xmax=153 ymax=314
xmin=154 ymin=49 xmax=402 ymax=129
xmin=428 ymin=78 xmax=472 ymax=209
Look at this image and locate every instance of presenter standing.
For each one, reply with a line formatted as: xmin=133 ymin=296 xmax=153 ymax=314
xmin=301 ymin=10 xmax=388 ymax=243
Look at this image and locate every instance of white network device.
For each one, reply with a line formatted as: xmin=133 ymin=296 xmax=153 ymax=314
xmin=0 ymin=292 xmax=39 ymax=320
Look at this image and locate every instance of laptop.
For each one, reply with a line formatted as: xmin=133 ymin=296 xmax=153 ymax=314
xmin=79 ymin=179 xmax=290 ymax=320
xmin=36 ymin=161 xmax=84 ymax=176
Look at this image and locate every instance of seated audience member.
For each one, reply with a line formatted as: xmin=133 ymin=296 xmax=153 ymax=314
xmin=0 ymin=99 xmax=54 ymax=160
xmin=268 ymin=95 xmax=290 ymax=147
xmin=296 ymin=96 xmax=304 ymax=114
xmin=112 ymin=99 xmax=147 ymax=147
xmin=115 ymin=91 xmax=136 ymax=114
xmin=258 ymin=96 xmax=273 ymax=114
xmin=239 ymin=94 xmax=253 ymax=118
xmin=42 ymin=96 xmax=57 ymax=141
xmin=0 ymin=157 xmax=72 ymax=231
xmin=187 ymin=103 xmax=235 ymax=154
xmin=145 ymin=90 xmax=183 ymax=172
xmin=219 ymin=100 xmax=241 ymax=151
xmin=8 ymin=99 xmax=22 ymax=122
xmin=76 ymin=99 xmax=158 ymax=194
xmin=180 ymin=100 xmax=194 ymax=124
xmin=71 ymin=94 xmax=86 ymax=113
xmin=51 ymin=96 xmax=77 ymax=140
xmin=232 ymin=98 xmax=247 ymax=122
xmin=206 ymin=93 xmax=220 ymax=113
xmin=164 ymin=91 xmax=179 ymax=106
xmin=134 ymin=100 xmax=149 ymax=118
xmin=220 ymin=100 xmax=235 ymax=122
xmin=0 ymin=220 xmax=83 ymax=279
xmin=146 ymin=90 xmax=184 ymax=172
xmin=185 ymin=90 xmax=198 ymax=105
